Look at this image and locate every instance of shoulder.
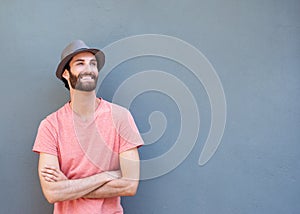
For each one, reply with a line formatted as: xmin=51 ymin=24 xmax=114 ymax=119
xmin=101 ymin=99 xmax=131 ymax=115
xmin=39 ymin=103 xmax=70 ymax=129
xmin=100 ymin=99 xmax=134 ymax=124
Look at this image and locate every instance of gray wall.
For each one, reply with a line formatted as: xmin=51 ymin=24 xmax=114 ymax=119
xmin=1 ymin=0 xmax=299 ymax=213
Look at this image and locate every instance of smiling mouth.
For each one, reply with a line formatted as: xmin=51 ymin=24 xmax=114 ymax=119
xmin=80 ymin=75 xmax=94 ymax=81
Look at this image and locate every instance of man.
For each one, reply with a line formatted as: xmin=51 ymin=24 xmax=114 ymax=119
xmin=33 ymin=40 xmax=144 ymax=213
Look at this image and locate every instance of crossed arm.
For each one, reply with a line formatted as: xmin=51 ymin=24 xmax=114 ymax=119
xmin=38 ymin=148 xmax=140 ymax=203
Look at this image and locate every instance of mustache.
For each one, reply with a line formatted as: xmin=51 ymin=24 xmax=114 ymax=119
xmin=78 ymin=72 xmax=97 ymax=79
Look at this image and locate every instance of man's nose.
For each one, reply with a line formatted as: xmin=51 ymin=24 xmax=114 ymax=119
xmin=86 ymin=63 xmax=93 ymax=72
xmin=85 ymin=63 xmax=96 ymax=73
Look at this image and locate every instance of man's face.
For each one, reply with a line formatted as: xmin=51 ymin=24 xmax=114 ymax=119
xmin=66 ymin=52 xmax=98 ymax=92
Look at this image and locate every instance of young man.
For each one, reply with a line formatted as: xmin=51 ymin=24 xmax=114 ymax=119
xmin=33 ymin=40 xmax=144 ymax=213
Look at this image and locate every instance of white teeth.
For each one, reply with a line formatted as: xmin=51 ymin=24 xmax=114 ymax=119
xmin=81 ymin=76 xmax=93 ymax=80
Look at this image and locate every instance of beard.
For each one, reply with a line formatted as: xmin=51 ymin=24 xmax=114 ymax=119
xmin=68 ymin=70 xmax=98 ymax=92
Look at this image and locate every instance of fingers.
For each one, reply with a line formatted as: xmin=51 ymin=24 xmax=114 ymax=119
xmin=42 ymin=174 xmax=57 ymax=182
xmin=114 ymin=170 xmax=122 ymax=178
xmin=41 ymin=166 xmax=59 ymax=182
xmin=105 ymin=170 xmax=122 ymax=179
xmin=41 ymin=166 xmax=66 ymax=182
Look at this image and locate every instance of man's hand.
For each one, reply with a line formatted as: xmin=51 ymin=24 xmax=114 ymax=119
xmin=83 ymin=148 xmax=141 ymax=199
xmin=41 ymin=166 xmax=68 ymax=182
xmin=38 ymin=153 xmax=123 ymax=203
xmin=102 ymin=170 xmax=122 ymax=180
xmin=41 ymin=166 xmax=121 ymax=183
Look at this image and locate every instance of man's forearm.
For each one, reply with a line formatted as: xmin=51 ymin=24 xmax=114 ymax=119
xmin=83 ymin=148 xmax=141 ymax=199
xmin=84 ymin=178 xmax=139 ymax=199
xmin=41 ymin=172 xmax=115 ymax=203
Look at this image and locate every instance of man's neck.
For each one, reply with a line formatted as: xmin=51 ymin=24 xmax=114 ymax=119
xmin=69 ymin=89 xmax=99 ymax=120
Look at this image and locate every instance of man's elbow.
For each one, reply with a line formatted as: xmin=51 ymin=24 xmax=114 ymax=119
xmin=124 ymin=181 xmax=139 ymax=196
xmin=46 ymin=196 xmax=56 ymax=204
xmin=43 ymin=191 xmax=56 ymax=204
xmin=126 ymin=188 xmax=137 ymax=197
xmin=42 ymin=187 xmax=61 ymax=204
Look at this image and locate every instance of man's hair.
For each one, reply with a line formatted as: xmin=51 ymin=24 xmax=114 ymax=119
xmin=62 ymin=59 xmax=71 ymax=90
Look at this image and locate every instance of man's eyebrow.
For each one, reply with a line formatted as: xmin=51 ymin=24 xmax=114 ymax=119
xmin=73 ymin=59 xmax=84 ymax=62
xmin=73 ymin=58 xmax=97 ymax=62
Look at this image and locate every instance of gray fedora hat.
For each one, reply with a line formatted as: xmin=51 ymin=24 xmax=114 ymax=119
xmin=56 ymin=40 xmax=105 ymax=80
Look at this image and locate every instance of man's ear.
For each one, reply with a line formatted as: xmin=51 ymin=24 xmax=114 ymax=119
xmin=62 ymin=69 xmax=69 ymax=80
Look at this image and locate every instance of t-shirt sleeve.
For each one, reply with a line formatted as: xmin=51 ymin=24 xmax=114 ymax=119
xmin=32 ymin=118 xmax=58 ymax=156
xmin=118 ymin=110 xmax=144 ymax=153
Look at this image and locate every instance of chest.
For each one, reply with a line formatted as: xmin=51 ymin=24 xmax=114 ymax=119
xmin=56 ymin=119 xmax=121 ymax=178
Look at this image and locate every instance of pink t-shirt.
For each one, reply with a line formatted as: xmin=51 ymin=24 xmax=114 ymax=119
xmin=33 ymin=98 xmax=144 ymax=214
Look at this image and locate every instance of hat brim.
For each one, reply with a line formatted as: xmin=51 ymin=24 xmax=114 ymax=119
xmin=56 ymin=48 xmax=105 ymax=80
